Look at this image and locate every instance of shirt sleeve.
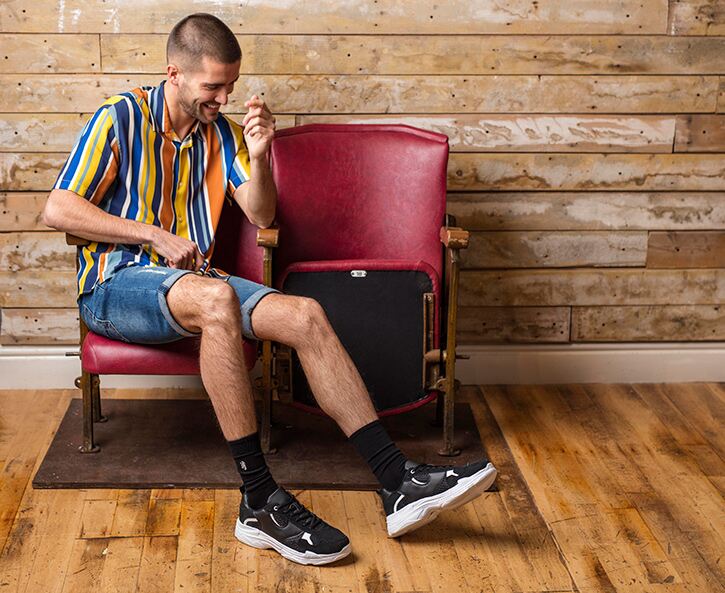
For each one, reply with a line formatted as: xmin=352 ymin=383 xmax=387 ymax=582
xmin=227 ymin=126 xmax=251 ymax=196
xmin=53 ymin=103 xmax=119 ymax=205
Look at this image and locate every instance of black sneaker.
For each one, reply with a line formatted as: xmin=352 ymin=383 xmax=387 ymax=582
xmin=378 ymin=459 xmax=497 ymax=537
xmin=234 ymin=487 xmax=351 ymax=565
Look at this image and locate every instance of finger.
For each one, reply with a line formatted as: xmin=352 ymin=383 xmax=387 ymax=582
xmin=242 ymin=108 xmax=265 ymax=126
xmin=244 ymin=96 xmax=263 ymax=108
xmin=242 ymin=117 xmax=256 ymax=130
xmin=180 ymin=250 xmax=191 ymax=270
xmin=250 ymin=116 xmax=277 ymax=130
xmin=244 ymin=116 xmax=273 ymax=133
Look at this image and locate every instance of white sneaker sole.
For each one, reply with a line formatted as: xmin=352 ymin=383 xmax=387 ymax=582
xmin=235 ymin=519 xmax=351 ymax=566
xmin=386 ymin=462 xmax=498 ymax=538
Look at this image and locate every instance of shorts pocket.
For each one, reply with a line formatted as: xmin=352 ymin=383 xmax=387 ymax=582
xmin=81 ymin=304 xmax=130 ymax=343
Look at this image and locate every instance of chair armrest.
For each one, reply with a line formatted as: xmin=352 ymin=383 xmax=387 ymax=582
xmin=440 ymin=226 xmax=469 ymax=250
xmin=66 ymin=233 xmax=90 ymax=247
xmin=256 ymin=227 xmax=279 ymax=248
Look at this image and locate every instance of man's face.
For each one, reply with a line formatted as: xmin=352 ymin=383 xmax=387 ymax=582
xmin=175 ymin=56 xmax=241 ymax=124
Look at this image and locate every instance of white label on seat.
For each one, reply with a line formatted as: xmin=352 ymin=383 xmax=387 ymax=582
xmin=350 ymin=270 xmax=367 ymax=278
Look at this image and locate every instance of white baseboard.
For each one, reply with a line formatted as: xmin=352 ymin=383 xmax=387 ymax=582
xmin=1 ymin=343 xmax=724 ymax=390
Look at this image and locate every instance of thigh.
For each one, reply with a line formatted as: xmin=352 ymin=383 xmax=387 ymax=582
xmin=247 ymin=292 xmax=317 ymax=345
xmin=79 ymin=265 xmax=198 ymax=344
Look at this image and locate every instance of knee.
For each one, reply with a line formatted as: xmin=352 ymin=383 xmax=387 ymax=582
xmin=290 ymin=297 xmax=329 ymax=347
xmin=198 ymin=281 xmax=241 ymax=329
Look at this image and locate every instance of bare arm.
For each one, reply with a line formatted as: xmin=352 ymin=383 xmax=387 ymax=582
xmin=233 ymin=155 xmax=277 ymax=229
xmin=42 ymin=189 xmax=203 ymax=270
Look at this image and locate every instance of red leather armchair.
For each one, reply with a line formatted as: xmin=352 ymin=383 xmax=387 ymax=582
xmin=261 ymin=124 xmax=469 ymax=455
xmin=69 ymin=123 xmax=469 ymax=457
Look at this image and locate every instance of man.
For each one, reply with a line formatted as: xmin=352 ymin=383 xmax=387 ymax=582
xmin=43 ymin=13 xmax=497 ymax=565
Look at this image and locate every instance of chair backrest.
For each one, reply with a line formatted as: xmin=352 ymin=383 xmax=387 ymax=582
xmin=211 ymin=197 xmax=264 ymax=284
xmin=269 ymin=124 xmax=449 ymax=281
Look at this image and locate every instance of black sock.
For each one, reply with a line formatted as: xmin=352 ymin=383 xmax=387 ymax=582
xmin=227 ymin=432 xmax=278 ymax=509
xmin=349 ymin=420 xmax=408 ymax=491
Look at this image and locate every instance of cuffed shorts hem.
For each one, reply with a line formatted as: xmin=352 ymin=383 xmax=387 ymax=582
xmin=79 ymin=264 xmax=280 ymax=344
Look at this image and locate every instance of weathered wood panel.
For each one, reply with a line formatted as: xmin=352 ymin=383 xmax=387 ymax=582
xmin=0 ymin=34 xmax=99 ymax=73
xmin=458 ymin=306 xmax=570 ymax=343
xmin=101 ymin=34 xmax=725 ymax=75
xmin=8 ymin=152 xmax=725 ymax=192
xmin=0 ymin=232 xmax=75 ymax=272
xmin=459 ymin=269 xmax=725 ymax=306
xmin=668 ymin=0 xmax=725 ymax=35
xmin=0 ymin=271 xmax=76 ymax=307
xmin=675 ymin=115 xmax=725 ymax=153
xmin=300 ymin=114 xmax=676 ymax=153
xmin=0 ymin=154 xmax=66 ymax=191
xmin=447 ymin=153 xmax=725 ymax=191
xmin=0 ymin=0 xmax=669 ymax=34
xmin=0 ymin=3 xmax=722 ymax=348
xmin=9 ymin=191 xmax=719 ymax=234
xmin=0 ymin=193 xmax=49 ymax=231
xmin=461 ymin=231 xmax=648 ymax=269
xmin=2 ymin=113 xmax=676 ymax=153
xmin=1 ymin=75 xmax=716 ymax=114
xmin=447 ymin=192 xmax=725 ymax=231
xmin=0 ymin=113 xmax=295 ymax=152
xmin=0 ymin=308 xmax=78 ymax=344
xmin=647 ymin=231 xmax=725 ymax=268
xmin=13 ymin=269 xmax=720 ymax=313
xmin=572 ymin=305 xmax=725 ymax=341
xmin=0 ymin=114 xmax=88 ymax=153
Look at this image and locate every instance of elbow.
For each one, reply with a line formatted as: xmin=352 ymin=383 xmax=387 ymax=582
xmin=252 ymin=207 xmax=275 ymax=229
xmin=41 ymin=200 xmax=57 ymax=230
xmin=41 ymin=193 xmax=67 ymax=231
xmin=255 ymin=216 xmax=275 ymax=230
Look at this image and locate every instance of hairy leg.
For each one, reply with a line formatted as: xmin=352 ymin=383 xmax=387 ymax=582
xmin=250 ymin=294 xmax=377 ymax=436
xmin=166 ymin=274 xmax=257 ymax=440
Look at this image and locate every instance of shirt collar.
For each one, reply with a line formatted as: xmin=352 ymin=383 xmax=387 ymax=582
xmin=153 ymin=80 xmax=202 ymax=143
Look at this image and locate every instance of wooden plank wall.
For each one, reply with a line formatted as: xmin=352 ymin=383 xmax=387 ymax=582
xmin=0 ymin=0 xmax=723 ymax=346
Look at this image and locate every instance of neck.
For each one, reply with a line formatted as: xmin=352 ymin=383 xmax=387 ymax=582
xmin=163 ymin=81 xmax=196 ymax=140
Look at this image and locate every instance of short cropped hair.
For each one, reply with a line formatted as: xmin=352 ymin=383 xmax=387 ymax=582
xmin=167 ymin=13 xmax=241 ymax=68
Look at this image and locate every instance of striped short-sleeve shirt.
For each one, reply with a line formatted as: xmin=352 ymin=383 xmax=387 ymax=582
xmin=53 ymin=80 xmax=251 ymax=298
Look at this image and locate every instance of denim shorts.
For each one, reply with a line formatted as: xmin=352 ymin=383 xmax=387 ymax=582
xmin=78 ymin=265 xmax=279 ymax=344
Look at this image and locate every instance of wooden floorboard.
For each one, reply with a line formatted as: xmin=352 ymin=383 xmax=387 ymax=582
xmin=0 ymin=384 xmax=722 ymax=593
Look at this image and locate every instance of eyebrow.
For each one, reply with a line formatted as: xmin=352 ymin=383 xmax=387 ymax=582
xmin=203 ymin=75 xmax=240 ymax=87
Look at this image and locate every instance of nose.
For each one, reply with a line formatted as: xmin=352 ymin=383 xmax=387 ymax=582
xmin=215 ymin=90 xmax=229 ymax=105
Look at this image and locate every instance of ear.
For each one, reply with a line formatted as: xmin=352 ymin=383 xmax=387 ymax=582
xmin=167 ymin=63 xmax=181 ymax=86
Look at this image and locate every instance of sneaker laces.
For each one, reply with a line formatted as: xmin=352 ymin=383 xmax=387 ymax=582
xmin=410 ymin=462 xmax=451 ymax=478
xmin=276 ymin=496 xmax=324 ymax=530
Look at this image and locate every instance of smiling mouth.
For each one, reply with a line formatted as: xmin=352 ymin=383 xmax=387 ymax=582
xmin=202 ymin=102 xmax=220 ymax=110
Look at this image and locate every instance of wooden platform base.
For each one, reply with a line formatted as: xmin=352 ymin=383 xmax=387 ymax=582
xmin=32 ymin=398 xmax=487 ymax=490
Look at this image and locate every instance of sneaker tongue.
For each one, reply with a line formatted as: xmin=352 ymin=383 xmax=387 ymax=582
xmin=265 ymin=487 xmax=294 ymax=507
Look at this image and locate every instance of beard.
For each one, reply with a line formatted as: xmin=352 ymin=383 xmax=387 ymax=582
xmin=177 ymin=85 xmax=219 ymax=125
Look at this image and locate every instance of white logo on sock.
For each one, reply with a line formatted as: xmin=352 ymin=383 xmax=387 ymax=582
xmin=239 ymin=461 xmax=247 ymax=471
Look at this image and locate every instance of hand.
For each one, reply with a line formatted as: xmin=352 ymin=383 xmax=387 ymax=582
xmin=150 ymin=227 xmax=204 ymax=271
xmin=242 ymin=95 xmax=276 ymax=160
